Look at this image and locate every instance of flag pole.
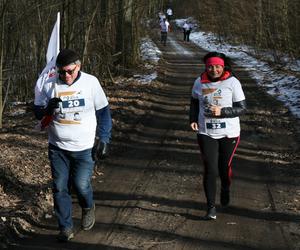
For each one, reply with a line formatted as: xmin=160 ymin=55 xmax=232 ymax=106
xmin=56 ymin=12 xmax=60 ymax=57
xmin=35 ymin=12 xmax=61 ymax=131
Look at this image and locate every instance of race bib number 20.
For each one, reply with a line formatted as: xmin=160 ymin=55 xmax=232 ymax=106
xmin=60 ymin=94 xmax=85 ymax=113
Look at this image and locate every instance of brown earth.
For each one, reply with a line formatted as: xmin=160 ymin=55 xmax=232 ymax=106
xmin=0 ymin=29 xmax=300 ymax=249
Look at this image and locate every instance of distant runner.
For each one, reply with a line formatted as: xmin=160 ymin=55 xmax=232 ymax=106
xmin=183 ymin=21 xmax=192 ymax=42
xmin=160 ymin=18 xmax=170 ymax=46
xmin=189 ymin=52 xmax=246 ymax=220
xmin=158 ymin=11 xmax=166 ymax=22
xmin=166 ymin=7 xmax=173 ymax=21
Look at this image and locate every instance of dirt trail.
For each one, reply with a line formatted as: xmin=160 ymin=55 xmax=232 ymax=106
xmin=9 ymin=30 xmax=300 ymax=249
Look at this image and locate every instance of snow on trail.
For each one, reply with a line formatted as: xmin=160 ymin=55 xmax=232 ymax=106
xmin=168 ymin=36 xmax=193 ymax=55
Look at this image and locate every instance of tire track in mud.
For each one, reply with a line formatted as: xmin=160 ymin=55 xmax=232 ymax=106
xmin=102 ymin=42 xmax=204 ymax=248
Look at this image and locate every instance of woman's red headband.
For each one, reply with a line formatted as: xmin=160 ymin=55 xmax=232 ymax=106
xmin=205 ymin=57 xmax=224 ymax=67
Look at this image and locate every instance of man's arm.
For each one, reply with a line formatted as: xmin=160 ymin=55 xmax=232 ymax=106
xmin=93 ymin=105 xmax=112 ymax=161
xmin=33 ymin=97 xmax=62 ymax=120
xmin=96 ymin=105 xmax=112 ymax=143
xmin=34 ymin=105 xmax=45 ymax=120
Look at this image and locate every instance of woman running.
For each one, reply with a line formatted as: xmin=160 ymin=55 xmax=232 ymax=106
xmin=189 ymin=51 xmax=246 ymax=220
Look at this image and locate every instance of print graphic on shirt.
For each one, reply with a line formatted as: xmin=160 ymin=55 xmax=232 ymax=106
xmin=212 ymin=88 xmax=222 ymax=105
xmin=57 ymin=90 xmax=85 ymax=124
xmin=73 ymin=112 xmax=81 ymax=121
xmin=204 ymin=88 xmax=225 ymax=130
xmin=202 ymin=88 xmax=217 ymax=95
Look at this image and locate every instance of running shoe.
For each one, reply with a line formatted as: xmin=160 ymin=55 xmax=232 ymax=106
xmin=57 ymin=228 xmax=74 ymax=242
xmin=204 ymin=207 xmax=216 ymax=220
xmin=82 ymin=203 xmax=96 ymax=231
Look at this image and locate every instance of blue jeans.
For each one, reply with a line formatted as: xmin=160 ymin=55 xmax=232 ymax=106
xmin=48 ymin=143 xmax=95 ymax=230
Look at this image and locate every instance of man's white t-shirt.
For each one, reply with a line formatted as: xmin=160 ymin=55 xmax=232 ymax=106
xmin=34 ymin=72 xmax=108 ymax=151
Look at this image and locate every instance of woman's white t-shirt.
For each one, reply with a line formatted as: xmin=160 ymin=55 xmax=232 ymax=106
xmin=192 ymin=75 xmax=245 ymax=139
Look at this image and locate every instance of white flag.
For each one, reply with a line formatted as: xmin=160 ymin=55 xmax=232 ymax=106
xmin=34 ymin=12 xmax=60 ymax=99
xmin=46 ymin=12 xmax=60 ymax=64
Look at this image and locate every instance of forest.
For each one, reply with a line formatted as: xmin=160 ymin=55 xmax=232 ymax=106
xmin=0 ymin=0 xmax=299 ymax=125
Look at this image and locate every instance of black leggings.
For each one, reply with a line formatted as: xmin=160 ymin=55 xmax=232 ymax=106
xmin=161 ymin=31 xmax=167 ymax=45
xmin=183 ymin=30 xmax=190 ymax=41
xmin=197 ymin=134 xmax=240 ymax=208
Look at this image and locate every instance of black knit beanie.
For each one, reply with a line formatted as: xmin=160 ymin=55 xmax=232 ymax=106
xmin=56 ymin=49 xmax=80 ymax=67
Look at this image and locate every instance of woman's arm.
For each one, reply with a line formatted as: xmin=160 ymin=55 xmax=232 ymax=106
xmin=189 ymin=97 xmax=199 ymax=123
xmin=220 ymin=100 xmax=247 ymax=118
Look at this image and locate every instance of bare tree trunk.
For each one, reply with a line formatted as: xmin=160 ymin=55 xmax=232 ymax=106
xmin=0 ymin=0 xmax=8 ymax=128
xmin=0 ymin=36 xmax=3 ymax=129
xmin=82 ymin=2 xmax=100 ymax=65
xmin=255 ymin=0 xmax=263 ymax=49
xmin=280 ymin=0 xmax=291 ymax=57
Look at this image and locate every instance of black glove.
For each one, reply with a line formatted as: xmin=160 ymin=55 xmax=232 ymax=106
xmin=92 ymin=141 xmax=109 ymax=162
xmin=45 ymin=97 xmax=62 ymax=115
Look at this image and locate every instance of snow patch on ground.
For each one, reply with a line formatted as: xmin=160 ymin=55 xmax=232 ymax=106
xmin=138 ymin=37 xmax=162 ymax=84
xmin=133 ymin=72 xmax=158 ymax=84
xmin=140 ymin=37 xmax=161 ymax=64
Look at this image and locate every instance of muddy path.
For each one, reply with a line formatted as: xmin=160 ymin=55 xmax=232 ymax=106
xmin=9 ymin=30 xmax=300 ymax=249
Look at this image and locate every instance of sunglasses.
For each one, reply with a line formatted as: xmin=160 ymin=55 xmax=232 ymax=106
xmin=58 ymin=66 xmax=77 ymax=76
